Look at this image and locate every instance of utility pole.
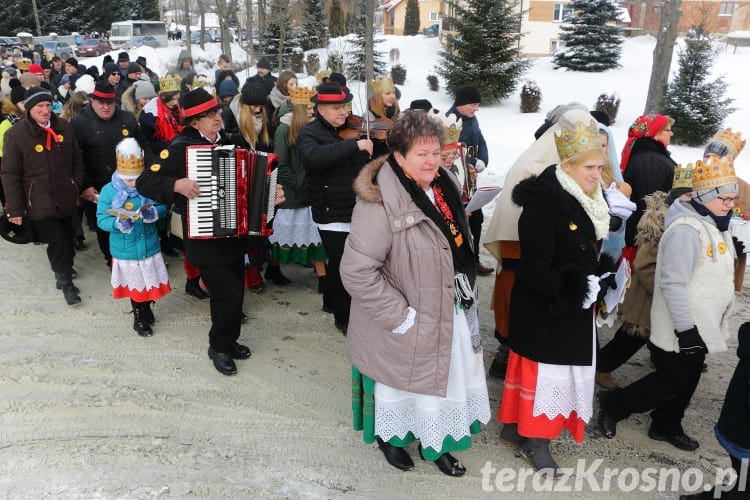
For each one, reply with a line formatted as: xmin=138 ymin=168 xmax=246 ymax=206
xmin=365 ymin=0 xmax=374 ymax=94
xmin=31 ymin=0 xmax=42 ymax=36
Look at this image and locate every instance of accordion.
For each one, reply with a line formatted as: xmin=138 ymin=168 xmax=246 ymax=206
xmin=186 ymin=145 xmax=278 ymax=239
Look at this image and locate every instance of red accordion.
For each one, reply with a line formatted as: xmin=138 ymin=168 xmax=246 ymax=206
xmin=186 ymin=145 xmax=278 ymax=239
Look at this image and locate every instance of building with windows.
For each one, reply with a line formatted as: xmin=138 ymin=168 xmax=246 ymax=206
xmin=382 ymin=0 xmax=444 ymax=36
xmin=622 ymin=0 xmax=750 ymax=33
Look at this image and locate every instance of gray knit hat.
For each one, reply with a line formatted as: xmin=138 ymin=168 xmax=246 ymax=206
xmin=134 ymin=80 xmax=157 ymax=100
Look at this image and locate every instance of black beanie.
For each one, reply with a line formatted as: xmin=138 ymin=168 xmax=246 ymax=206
xmin=65 ymin=57 xmax=78 ymax=68
xmin=241 ymin=80 xmax=268 ymax=105
xmin=256 ymin=57 xmax=271 ymax=70
xmin=118 ymin=51 xmax=129 ymax=62
xmin=328 ymin=72 xmax=347 ymax=89
xmin=9 ymin=78 xmax=25 ymax=105
xmin=23 ymin=86 xmax=53 ymax=110
xmin=453 ymin=85 xmax=481 ymax=106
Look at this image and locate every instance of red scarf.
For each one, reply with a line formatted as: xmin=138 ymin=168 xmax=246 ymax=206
xmin=154 ymin=99 xmax=184 ymax=142
xmin=620 ymin=114 xmax=670 ymax=173
xmin=39 ymin=123 xmax=59 ymax=150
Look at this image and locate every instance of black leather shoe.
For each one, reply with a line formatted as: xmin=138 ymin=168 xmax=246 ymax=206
xmin=598 ymin=404 xmax=618 ymax=439
xmin=648 ymin=429 xmax=699 ymax=451
xmin=230 ymin=342 xmax=251 ymax=360
xmin=56 ymin=280 xmax=80 ymax=294
xmin=208 ymin=347 xmax=237 ymax=375
xmin=419 ymin=444 xmax=466 ymax=477
xmin=62 ymin=283 xmax=81 ymax=306
xmin=376 ymin=437 xmax=414 ymax=471
xmin=476 ymin=262 xmax=495 ymax=276
xmin=185 ymin=279 xmax=210 ymax=299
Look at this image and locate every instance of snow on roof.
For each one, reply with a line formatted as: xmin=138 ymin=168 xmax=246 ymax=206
xmin=383 ymin=0 xmax=405 ymax=12
xmin=727 ymin=31 xmax=750 ymax=39
xmin=617 ymin=6 xmax=631 ymax=24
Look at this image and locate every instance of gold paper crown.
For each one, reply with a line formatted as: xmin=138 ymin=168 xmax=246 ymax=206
xmin=692 ymin=156 xmax=737 ymax=192
xmin=159 ymin=75 xmax=181 ymax=93
xmin=315 ymin=70 xmax=331 ymax=84
xmin=436 ymin=112 xmax=462 ymax=147
xmin=554 ymin=120 xmax=601 ymax=161
xmin=289 ymin=86 xmax=316 ymax=105
xmin=370 ymin=76 xmax=395 ymax=95
xmin=116 ymin=138 xmax=144 ymax=177
xmin=672 ymin=163 xmax=693 ymax=190
xmin=16 ymin=59 xmax=31 ymax=71
xmin=713 ymin=127 xmax=746 ymax=159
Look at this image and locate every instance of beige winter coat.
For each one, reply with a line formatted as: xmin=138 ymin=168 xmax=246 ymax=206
xmin=618 ymin=191 xmax=668 ymax=337
xmin=342 ymin=157 xmax=458 ymax=398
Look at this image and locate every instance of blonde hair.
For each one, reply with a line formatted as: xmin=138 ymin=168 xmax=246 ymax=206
xmin=238 ymin=101 xmax=270 ymax=148
xmin=60 ymin=91 xmax=88 ymax=121
xmin=287 ymin=102 xmax=311 ymax=147
xmin=369 ymin=90 xmax=399 ymax=119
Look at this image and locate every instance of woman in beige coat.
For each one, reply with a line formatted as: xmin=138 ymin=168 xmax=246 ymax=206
xmin=341 ymin=111 xmax=490 ymax=477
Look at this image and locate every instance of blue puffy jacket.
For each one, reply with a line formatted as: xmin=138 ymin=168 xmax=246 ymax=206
xmin=96 ymin=182 xmax=167 ymax=261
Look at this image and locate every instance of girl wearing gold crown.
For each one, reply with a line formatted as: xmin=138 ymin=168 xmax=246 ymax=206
xmin=497 ymin=116 xmax=616 ymax=475
xmin=366 ymin=76 xmax=399 ymax=158
xmin=96 ymin=138 xmax=170 ymax=337
xmin=599 ymin=156 xmax=738 ymax=453
xmin=269 ymin=88 xmax=329 ymax=300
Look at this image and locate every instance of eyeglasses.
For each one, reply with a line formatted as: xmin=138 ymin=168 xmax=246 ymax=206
xmin=717 ymin=195 xmax=740 ymax=206
xmin=198 ymin=110 xmax=220 ymax=120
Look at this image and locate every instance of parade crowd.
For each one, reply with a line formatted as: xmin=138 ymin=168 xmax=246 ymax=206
xmin=1 ymin=48 xmax=749 ymax=498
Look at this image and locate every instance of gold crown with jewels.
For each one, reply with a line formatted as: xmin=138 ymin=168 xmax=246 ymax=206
xmin=158 ymin=74 xmax=181 ymax=93
xmin=692 ymin=156 xmax=737 ymax=192
xmin=436 ymin=112 xmax=462 ymax=147
xmin=289 ymin=86 xmax=316 ymax=105
xmin=672 ymin=163 xmax=693 ymax=190
xmin=713 ymin=127 xmax=746 ymax=159
xmin=116 ymin=138 xmax=144 ymax=178
xmin=554 ymin=119 xmax=601 ymax=161
xmin=370 ymin=76 xmax=395 ymax=95
xmin=315 ymin=70 xmax=331 ymax=84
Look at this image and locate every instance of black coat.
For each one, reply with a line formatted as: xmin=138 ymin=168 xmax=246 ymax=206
xmin=716 ymin=324 xmax=750 ymax=450
xmin=135 ymin=127 xmax=248 ymax=266
xmin=297 ymin=114 xmax=371 ymax=224
xmin=622 ymin=138 xmax=676 ymax=246
xmin=508 ymin=165 xmax=613 ymax=365
xmin=70 ymin=105 xmax=149 ymax=191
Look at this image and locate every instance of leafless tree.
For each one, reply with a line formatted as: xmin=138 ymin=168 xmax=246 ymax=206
xmin=643 ymin=0 xmax=682 ymax=113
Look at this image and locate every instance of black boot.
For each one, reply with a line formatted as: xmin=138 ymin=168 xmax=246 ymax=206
xmin=55 ymin=273 xmax=80 ymax=294
xmin=132 ymin=300 xmax=153 ymax=337
xmin=317 ymin=275 xmax=328 ymax=294
xmin=264 ymin=264 xmax=291 ymax=286
xmin=61 ymin=281 xmax=81 ymax=306
xmin=142 ymin=301 xmax=155 ymax=325
xmin=185 ymin=277 xmax=209 ymax=299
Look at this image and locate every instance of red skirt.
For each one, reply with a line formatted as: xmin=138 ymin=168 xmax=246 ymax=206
xmin=498 ymin=350 xmax=587 ymax=443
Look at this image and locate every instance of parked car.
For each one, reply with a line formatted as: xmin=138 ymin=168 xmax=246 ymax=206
xmin=75 ymin=38 xmax=112 ymax=57
xmin=190 ymin=31 xmax=214 ymax=44
xmin=40 ymin=40 xmax=73 ymax=60
xmin=0 ymin=36 xmax=21 ymax=49
xmin=123 ymin=36 xmax=160 ymax=49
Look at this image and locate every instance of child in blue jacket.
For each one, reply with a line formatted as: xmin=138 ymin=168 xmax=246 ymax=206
xmin=97 ymin=138 xmax=170 ymax=336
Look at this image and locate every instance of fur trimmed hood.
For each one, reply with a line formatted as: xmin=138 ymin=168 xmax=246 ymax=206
xmin=352 ymin=154 xmax=390 ymax=204
xmin=512 ymin=164 xmax=586 ymax=226
xmin=636 ymin=191 xmax=669 ymax=247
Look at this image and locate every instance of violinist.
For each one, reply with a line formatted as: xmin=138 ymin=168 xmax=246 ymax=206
xmin=298 ymin=79 xmax=373 ymax=335
xmin=367 ymin=77 xmax=399 ymax=157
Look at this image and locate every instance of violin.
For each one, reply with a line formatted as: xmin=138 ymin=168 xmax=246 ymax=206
xmin=338 ymin=114 xmax=392 ymax=141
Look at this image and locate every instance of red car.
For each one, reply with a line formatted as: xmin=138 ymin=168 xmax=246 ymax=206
xmin=75 ymin=38 xmax=111 ymax=57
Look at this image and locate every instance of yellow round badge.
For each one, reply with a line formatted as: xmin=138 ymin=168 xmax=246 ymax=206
xmin=124 ymin=201 xmax=134 ymax=211
xmin=150 ymin=164 xmax=161 ymax=172
xmin=122 ymin=129 xmax=129 ymax=136
xmin=718 ymin=241 xmax=727 ymax=255
xmin=707 ymin=245 xmax=714 ymax=258
xmin=57 ymin=134 xmax=64 ymax=142
xmin=34 ymin=144 xmax=43 ymax=153
xmin=569 ymin=221 xmax=578 ymax=231
xmin=159 ymin=149 xmax=169 ymax=159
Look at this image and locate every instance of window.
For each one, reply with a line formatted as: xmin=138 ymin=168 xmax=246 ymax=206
xmin=429 ymin=11 xmax=439 ymax=21
xmin=553 ymin=3 xmax=574 ymax=22
xmin=550 ymin=40 xmax=561 ymax=54
xmin=719 ymin=2 xmax=734 ymax=15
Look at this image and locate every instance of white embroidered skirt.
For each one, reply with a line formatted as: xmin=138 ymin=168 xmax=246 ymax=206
xmin=111 ymin=254 xmax=171 ymax=302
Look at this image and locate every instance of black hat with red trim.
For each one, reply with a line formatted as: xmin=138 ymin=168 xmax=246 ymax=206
xmin=89 ymin=81 xmax=117 ymax=103
xmin=311 ymin=79 xmax=352 ymax=105
xmin=180 ymin=88 xmax=219 ymax=123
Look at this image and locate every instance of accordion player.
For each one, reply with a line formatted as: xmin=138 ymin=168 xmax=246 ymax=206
xmin=186 ymin=145 xmax=278 ymax=239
